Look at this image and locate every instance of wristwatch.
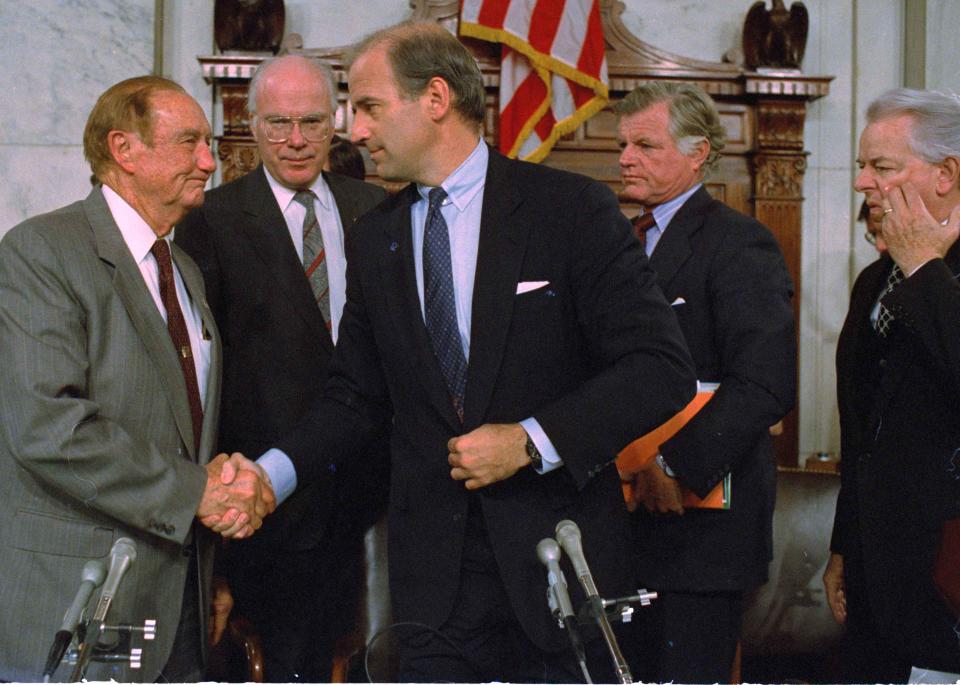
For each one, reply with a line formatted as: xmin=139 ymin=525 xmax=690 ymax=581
xmin=525 ymin=432 xmax=543 ymax=470
xmin=655 ymin=453 xmax=676 ymax=478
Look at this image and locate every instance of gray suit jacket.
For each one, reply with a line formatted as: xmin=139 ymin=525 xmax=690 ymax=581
xmin=0 ymin=187 xmax=222 ymax=682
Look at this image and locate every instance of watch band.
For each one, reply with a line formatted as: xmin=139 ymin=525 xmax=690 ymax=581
xmin=525 ymin=433 xmax=543 ymax=470
xmin=655 ymin=453 xmax=676 ymax=478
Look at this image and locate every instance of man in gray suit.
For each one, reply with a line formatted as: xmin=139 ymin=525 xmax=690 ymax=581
xmin=0 ymin=76 xmax=275 ymax=682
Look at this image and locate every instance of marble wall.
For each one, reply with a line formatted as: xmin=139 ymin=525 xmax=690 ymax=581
xmin=6 ymin=1 xmax=957 ymax=463
xmin=0 ymin=0 xmax=154 ymax=232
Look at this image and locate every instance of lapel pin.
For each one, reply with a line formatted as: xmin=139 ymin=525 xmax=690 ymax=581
xmin=390 ymin=241 xmax=399 ymax=252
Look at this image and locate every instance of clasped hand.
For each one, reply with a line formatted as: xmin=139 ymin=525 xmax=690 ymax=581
xmin=197 ymin=453 xmax=276 ymax=539
xmin=619 ymin=461 xmax=684 ymax=515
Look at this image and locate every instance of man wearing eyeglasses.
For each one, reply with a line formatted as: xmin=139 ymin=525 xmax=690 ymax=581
xmin=176 ymin=55 xmax=387 ymax=682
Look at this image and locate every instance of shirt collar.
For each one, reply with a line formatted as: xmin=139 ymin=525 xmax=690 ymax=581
xmin=416 ymin=139 xmax=488 ymax=211
xmin=101 ymin=184 xmax=166 ymax=264
xmin=262 ymin=166 xmax=333 ymax=213
xmin=651 ymin=182 xmax=702 ymax=231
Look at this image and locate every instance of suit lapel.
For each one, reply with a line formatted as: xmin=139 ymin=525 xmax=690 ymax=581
xmin=377 ymin=185 xmax=463 ymax=429
xmin=83 ymin=189 xmax=197 ymax=458
xmin=649 ymin=186 xmax=711 ymax=289
xmin=463 ymin=152 xmax=527 ymax=428
xmin=237 ymin=166 xmax=333 ymax=353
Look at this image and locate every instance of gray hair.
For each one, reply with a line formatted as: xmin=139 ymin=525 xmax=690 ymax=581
xmin=866 ymin=88 xmax=960 ymax=164
xmin=613 ymin=81 xmax=726 ymax=172
xmin=247 ymin=55 xmax=338 ymax=115
xmin=347 ymin=22 xmax=485 ymax=127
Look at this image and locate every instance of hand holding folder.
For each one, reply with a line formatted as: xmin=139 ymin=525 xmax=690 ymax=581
xmin=616 ymin=383 xmax=730 ymax=510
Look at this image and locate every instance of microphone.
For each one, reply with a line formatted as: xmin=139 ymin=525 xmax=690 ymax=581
xmin=70 ymin=538 xmax=137 ymax=681
xmin=537 ymin=538 xmax=591 ymax=682
xmin=41 ymin=560 xmax=107 ymax=681
xmin=555 ymin=520 xmax=633 ymax=684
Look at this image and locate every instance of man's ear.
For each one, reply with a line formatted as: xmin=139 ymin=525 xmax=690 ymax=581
xmin=935 ymin=156 xmax=960 ymax=195
xmin=107 ymin=130 xmax=137 ymax=174
xmin=688 ymin=138 xmax=710 ymax=173
xmin=424 ymin=76 xmax=452 ymax=122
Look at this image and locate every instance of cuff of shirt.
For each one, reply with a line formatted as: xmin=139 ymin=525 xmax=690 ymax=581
xmin=257 ymin=448 xmax=298 ymax=505
xmin=519 ymin=417 xmax=563 ymax=474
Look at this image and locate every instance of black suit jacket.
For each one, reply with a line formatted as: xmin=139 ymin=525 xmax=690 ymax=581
xmin=277 ymin=148 xmax=697 ymax=650
xmin=831 ymin=242 xmax=960 ymax=669
xmin=633 ymin=186 xmax=796 ymax=593
xmin=175 ymin=165 xmax=387 ymax=551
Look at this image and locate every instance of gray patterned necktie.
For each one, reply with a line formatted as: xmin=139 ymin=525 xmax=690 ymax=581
xmin=875 ymin=263 xmax=904 ymax=338
xmin=423 ymin=187 xmax=467 ymax=421
xmin=294 ymin=190 xmax=331 ymax=328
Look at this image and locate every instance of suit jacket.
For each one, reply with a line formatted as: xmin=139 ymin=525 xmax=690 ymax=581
xmin=0 ymin=188 xmax=222 ymax=682
xmin=633 ymin=186 xmax=796 ymax=592
xmin=176 ymin=165 xmax=388 ymax=553
xmin=831 ymin=242 xmax=960 ymax=670
xmin=276 ymin=149 xmax=698 ymax=651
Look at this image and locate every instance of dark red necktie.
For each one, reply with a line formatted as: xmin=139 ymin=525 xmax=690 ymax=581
xmin=633 ymin=212 xmax=657 ymax=251
xmin=151 ymin=240 xmax=203 ymax=455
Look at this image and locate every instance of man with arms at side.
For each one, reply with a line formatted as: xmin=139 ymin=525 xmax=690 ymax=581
xmin=823 ymin=88 xmax=960 ymax=681
xmin=176 ymin=55 xmax=387 ymax=682
xmin=0 ymin=76 xmax=273 ymax=683
xmin=614 ymin=82 xmax=796 ymax=683
xmin=210 ymin=22 xmax=696 ymax=683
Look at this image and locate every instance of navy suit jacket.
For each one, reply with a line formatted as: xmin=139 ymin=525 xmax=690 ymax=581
xmin=832 ymin=241 xmax=960 ymax=670
xmin=633 ymin=186 xmax=797 ymax=593
xmin=277 ymin=148 xmax=698 ymax=650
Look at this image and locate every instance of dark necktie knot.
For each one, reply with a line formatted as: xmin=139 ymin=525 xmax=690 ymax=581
xmin=429 ymin=187 xmax=448 ymax=211
xmin=293 ymin=189 xmax=316 ymax=208
xmin=633 ymin=211 xmax=658 ymax=250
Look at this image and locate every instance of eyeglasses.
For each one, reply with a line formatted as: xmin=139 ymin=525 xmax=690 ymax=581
xmin=864 ymin=231 xmax=878 ymax=246
xmin=259 ymin=114 xmax=332 ymax=143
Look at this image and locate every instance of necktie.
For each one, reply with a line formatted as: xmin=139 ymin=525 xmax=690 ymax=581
xmin=151 ymin=240 xmax=203 ymax=455
xmin=875 ymin=263 xmax=904 ymax=338
xmin=423 ymin=187 xmax=467 ymax=421
xmin=294 ymin=190 xmax=331 ymax=329
xmin=633 ymin=211 xmax=657 ymax=252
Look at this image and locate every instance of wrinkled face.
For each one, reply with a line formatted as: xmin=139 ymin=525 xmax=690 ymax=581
xmin=855 ymin=114 xmax=943 ymax=223
xmin=348 ymin=46 xmax=431 ymax=183
xmin=129 ymin=91 xmax=215 ymax=221
xmin=617 ymin=101 xmax=703 ymax=209
xmin=252 ymin=68 xmax=333 ymax=189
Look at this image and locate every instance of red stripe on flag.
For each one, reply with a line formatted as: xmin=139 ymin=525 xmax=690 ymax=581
xmin=528 ymin=0 xmax=565 ymax=55
xmin=534 ymin=107 xmax=556 ymax=140
xmin=477 ymin=0 xmax=510 ymax=29
xmin=576 ymin=1 xmax=605 ymax=78
xmin=499 ymin=71 xmax=547 ymax=154
xmin=570 ymin=80 xmax=593 ymax=109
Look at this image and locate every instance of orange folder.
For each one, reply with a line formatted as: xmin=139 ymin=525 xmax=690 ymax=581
xmin=617 ymin=383 xmax=730 ymax=509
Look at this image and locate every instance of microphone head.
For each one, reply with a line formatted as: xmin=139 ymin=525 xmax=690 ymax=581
xmin=555 ymin=519 xmax=581 ymax=546
xmin=81 ymin=559 xmax=107 ymax=587
xmin=536 ymin=538 xmax=562 ymax=565
xmin=110 ymin=537 xmax=137 ymax=563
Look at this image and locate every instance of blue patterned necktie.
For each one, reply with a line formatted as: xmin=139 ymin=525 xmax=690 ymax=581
xmin=423 ymin=187 xmax=467 ymax=421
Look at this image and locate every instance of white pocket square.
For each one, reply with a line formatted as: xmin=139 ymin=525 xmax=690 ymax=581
xmin=671 ymin=297 xmax=687 ymax=306
xmin=516 ymin=280 xmax=550 ymax=294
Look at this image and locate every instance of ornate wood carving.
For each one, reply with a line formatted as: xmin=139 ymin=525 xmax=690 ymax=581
xmin=198 ymin=0 xmax=833 ymax=465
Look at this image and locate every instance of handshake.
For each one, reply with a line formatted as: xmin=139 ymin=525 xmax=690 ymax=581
xmin=196 ymin=453 xmax=276 ymax=539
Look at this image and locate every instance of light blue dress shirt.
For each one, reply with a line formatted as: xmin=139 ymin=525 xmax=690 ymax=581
xmin=642 ymin=182 xmax=703 ymax=256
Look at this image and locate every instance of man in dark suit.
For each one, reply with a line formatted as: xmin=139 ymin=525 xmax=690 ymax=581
xmin=213 ymin=22 xmax=697 ymax=683
xmin=614 ymin=82 xmax=796 ymax=683
xmin=176 ymin=55 xmax=387 ymax=682
xmin=823 ymin=87 xmax=960 ymax=682
xmin=0 ymin=76 xmax=272 ymax=683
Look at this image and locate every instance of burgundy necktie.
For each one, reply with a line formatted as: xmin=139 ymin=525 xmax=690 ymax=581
xmin=151 ymin=240 xmax=203 ymax=455
xmin=633 ymin=212 xmax=657 ymax=251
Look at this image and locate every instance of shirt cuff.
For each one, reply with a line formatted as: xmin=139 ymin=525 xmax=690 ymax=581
xmin=257 ymin=448 xmax=298 ymax=505
xmin=519 ymin=417 xmax=563 ymax=474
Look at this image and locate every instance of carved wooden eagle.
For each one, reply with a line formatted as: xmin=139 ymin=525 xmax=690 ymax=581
xmin=742 ymin=0 xmax=809 ymax=70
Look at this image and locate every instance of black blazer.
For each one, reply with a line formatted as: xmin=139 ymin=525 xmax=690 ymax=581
xmin=175 ymin=165 xmax=387 ymax=551
xmin=277 ymin=149 xmax=698 ymax=650
xmin=831 ymin=242 xmax=960 ymax=669
xmin=633 ymin=186 xmax=797 ymax=592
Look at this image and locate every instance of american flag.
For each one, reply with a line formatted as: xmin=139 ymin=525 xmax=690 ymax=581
xmin=460 ymin=0 xmax=609 ymax=162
